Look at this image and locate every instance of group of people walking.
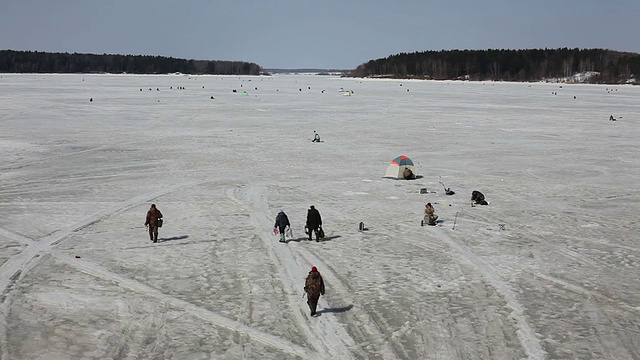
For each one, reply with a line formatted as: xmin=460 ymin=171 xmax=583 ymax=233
xmin=273 ymin=207 xmax=326 ymax=316
xmin=143 ymin=203 xmax=326 ymax=317
xmin=274 ymin=205 xmax=323 ymax=243
xmin=274 ymin=209 xmax=326 ymax=316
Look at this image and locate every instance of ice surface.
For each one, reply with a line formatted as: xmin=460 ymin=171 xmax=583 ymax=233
xmin=0 ymin=74 xmax=639 ymax=359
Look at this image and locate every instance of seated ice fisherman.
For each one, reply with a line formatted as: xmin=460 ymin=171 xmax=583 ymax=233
xmin=424 ymin=203 xmax=438 ymax=226
xmin=312 ymin=132 xmax=321 ymax=142
xmin=471 ymin=190 xmax=488 ymax=205
xmin=402 ymin=167 xmax=414 ymax=180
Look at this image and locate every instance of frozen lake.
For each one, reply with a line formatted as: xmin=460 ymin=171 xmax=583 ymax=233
xmin=1 ymin=73 xmax=639 ymax=359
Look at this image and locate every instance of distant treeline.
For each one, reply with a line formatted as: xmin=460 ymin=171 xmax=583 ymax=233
xmin=350 ymin=48 xmax=640 ymax=84
xmin=0 ymin=50 xmax=262 ymax=75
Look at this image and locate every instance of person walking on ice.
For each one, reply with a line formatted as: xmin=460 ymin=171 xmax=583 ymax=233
xmin=306 ymin=205 xmax=322 ymax=242
xmin=144 ymin=204 xmax=163 ymax=243
xmin=304 ymin=266 xmax=325 ymax=316
xmin=274 ymin=210 xmax=290 ymax=243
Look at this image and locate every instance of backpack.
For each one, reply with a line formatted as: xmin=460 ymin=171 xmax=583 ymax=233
xmin=305 ymin=274 xmax=320 ymax=295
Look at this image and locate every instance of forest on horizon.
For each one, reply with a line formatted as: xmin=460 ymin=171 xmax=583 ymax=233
xmin=349 ymin=48 xmax=640 ymax=84
xmin=3 ymin=48 xmax=640 ymax=84
xmin=0 ymin=50 xmax=262 ymax=75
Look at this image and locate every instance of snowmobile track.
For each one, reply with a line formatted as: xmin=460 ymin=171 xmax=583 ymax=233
xmin=0 ymin=227 xmax=34 ymax=246
xmin=0 ymin=179 xmax=208 ymax=302
xmin=227 ymin=184 xmax=358 ymax=359
xmin=425 ymin=229 xmax=546 ymax=360
xmin=53 ymin=252 xmax=320 ymax=360
xmin=294 ymin=247 xmax=401 ymax=359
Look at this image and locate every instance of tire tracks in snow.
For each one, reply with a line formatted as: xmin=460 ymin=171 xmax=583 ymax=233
xmin=447 ymin=206 xmax=640 ymax=357
xmin=0 ymin=134 xmax=179 ymax=182
xmin=293 ymin=246 xmax=401 ymax=359
xmin=227 ymin=184 xmax=357 ymax=359
xmin=422 ymin=228 xmax=547 ymax=360
xmin=0 ymin=179 xmax=208 ymax=360
xmin=0 ymin=179 xmax=208 ymax=299
xmin=0 ymin=227 xmax=34 ymax=246
xmin=281 ymin=202 xmax=415 ymax=358
xmin=468 ymin=209 xmax=640 ymax=309
xmin=529 ymin=271 xmax=640 ymax=358
xmin=530 ymin=272 xmax=640 ymax=315
xmin=51 ymin=252 xmax=318 ymax=360
xmin=1 ymin=179 xmax=319 ymax=359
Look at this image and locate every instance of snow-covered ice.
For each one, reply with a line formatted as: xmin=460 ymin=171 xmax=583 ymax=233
xmin=1 ymin=73 xmax=639 ymax=359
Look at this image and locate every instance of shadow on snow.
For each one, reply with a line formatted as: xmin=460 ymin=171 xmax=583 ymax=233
xmin=284 ymin=235 xmax=342 ymax=243
xmin=158 ymin=235 xmax=189 ymax=242
xmin=316 ymin=304 xmax=354 ymax=316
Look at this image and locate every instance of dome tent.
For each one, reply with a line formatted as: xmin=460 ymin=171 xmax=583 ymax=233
xmin=384 ymin=155 xmax=415 ymax=179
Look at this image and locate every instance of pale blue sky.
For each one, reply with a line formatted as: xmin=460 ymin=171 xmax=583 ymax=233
xmin=1 ymin=0 xmax=639 ymax=69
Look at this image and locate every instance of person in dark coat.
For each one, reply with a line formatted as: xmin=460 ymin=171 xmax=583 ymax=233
xmin=402 ymin=167 xmax=414 ymax=180
xmin=304 ymin=266 xmax=325 ymax=316
xmin=274 ymin=210 xmax=290 ymax=243
xmin=306 ymin=205 xmax=322 ymax=241
xmin=471 ymin=190 xmax=489 ymax=205
xmin=144 ymin=204 xmax=163 ymax=242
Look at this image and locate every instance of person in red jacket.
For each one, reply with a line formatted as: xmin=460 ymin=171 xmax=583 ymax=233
xmin=304 ymin=266 xmax=325 ymax=316
xmin=144 ymin=204 xmax=163 ymax=243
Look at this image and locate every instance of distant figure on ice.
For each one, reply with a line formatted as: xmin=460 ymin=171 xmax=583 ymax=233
xmin=312 ymin=131 xmax=321 ymax=142
xmin=306 ymin=205 xmax=322 ymax=242
xmin=424 ymin=203 xmax=438 ymax=226
xmin=609 ymin=115 xmax=616 ymax=121
xmin=304 ymin=266 xmax=325 ymax=316
xmin=274 ymin=210 xmax=290 ymax=243
xmin=471 ymin=190 xmax=489 ymax=206
xmin=145 ymin=204 xmax=163 ymax=243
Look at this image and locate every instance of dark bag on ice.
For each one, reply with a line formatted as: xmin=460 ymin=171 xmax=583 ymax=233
xmin=318 ymin=227 xmax=325 ymax=239
xmin=157 ymin=218 xmax=163 ymax=227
